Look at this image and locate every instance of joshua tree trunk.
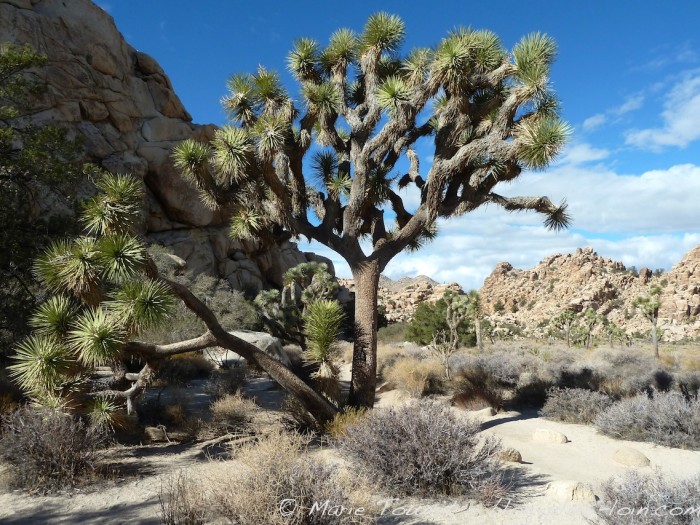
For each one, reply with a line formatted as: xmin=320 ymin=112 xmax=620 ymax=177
xmin=474 ymin=315 xmax=484 ymax=351
xmin=651 ymin=320 xmax=659 ymax=359
xmin=347 ymin=260 xmax=381 ymax=409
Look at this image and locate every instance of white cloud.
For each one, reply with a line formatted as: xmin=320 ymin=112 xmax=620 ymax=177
xmin=581 ymin=94 xmax=644 ymax=132
xmin=554 ymin=143 xmax=609 ymax=166
xmin=299 ymin=163 xmax=700 ymax=291
xmin=582 ymin=114 xmax=607 ymax=131
xmin=625 ymin=70 xmax=700 ymax=150
xmin=614 ymin=93 xmax=645 ymax=115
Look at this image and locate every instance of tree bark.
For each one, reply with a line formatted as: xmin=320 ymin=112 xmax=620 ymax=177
xmin=347 ymin=260 xmax=380 ymax=408
xmin=474 ymin=315 xmax=484 ymax=351
xmin=651 ymin=320 xmax=659 ymax=359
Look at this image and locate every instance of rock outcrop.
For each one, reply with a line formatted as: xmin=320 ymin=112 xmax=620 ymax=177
xmin=0 ymin=0 xmax=320 ymax=292
xmin=339 ymin=275 xmax=463 ymax=323
xmin=480 ymin=246 xmax=700 ymax=341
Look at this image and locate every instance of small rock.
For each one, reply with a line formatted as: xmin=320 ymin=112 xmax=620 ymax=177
xmin=533 ymin=428 xmax=569 ymax=444
xmin=547 ymin=481 xmax=597 ymax=502
xmin=613 ymin=447 xmax=650 ymax=467
xmin=498 ymin=447 xmax=522 ymax=463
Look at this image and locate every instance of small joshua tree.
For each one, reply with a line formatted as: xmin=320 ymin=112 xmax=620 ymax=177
xmin=302 ymin=299 xmax=345 ymax=403
xmin=255 ymin=261 xmax=338 ymax=349
xmin=633 ymin=285 xmax=662 ymax=358
xmin=551 ymin=309 xmax=576 ymax=347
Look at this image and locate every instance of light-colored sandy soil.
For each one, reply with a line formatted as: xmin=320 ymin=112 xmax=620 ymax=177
xmin=1 ymin=371 xmax=698 ymax=524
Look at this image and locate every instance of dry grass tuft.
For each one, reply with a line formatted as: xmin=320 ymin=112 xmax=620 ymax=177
xmin=384 ymin=356 xmax=444 ymax=397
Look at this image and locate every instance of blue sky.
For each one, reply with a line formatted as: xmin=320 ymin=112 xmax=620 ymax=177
xmin=99 ymin=1 xmax=700 ymax=289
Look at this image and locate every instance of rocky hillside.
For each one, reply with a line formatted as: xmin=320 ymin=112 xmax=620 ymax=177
xmin=481 ymin=246 xmax=700 ymax=342
xmin=339 ymin=276 xmax=463 ymax=323
xmin=0 ymin=0 xmax=324 ymax=292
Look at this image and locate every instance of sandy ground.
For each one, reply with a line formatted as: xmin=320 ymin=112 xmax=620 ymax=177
xmin=1 ymin=371 xmax=699 ymax=525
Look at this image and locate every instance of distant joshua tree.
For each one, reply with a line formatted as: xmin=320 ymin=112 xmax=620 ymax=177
xmin=633 ymin=285 xmax=662 ymax=358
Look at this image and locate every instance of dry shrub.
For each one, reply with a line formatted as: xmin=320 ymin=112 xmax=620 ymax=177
xmin=159 ymin=470 xmax=206 ymax=525
xmin=324 ymin=407 xmax=367 ymax=439
xmin=677 ymin=372 xmax=700 ymax=400
xmin=205 ymin=365 xmax=247 ymax=400
xmin=337 ymin=400 xmax=505 ymax=502
xmin=595 ymin=392 xmax=700 ymax=449
xmin=594 ymin=470 xmax=700 ymax=525
xmin=0 ymin=407 xmax=106 ymax=493
xmin=209 ymin=393 xmax=257 ymax=435
xmin=385 ymin=356 xmax=444 ymax=397
xmin=452 ymin=366 xmax=505 ymax=410
xmin=158 ymin=352 xmax=214 ymax=386
xmin=210 ymin=431 xmax=375 ymax=525
xmin=540 ymin=387 xmax=613 ymax=424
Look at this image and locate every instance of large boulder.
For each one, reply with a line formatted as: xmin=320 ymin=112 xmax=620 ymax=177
xmin=0 ymin=0 xmax=330 ymax=292
xmin=205 ymin=331 xmax=292 ymax=368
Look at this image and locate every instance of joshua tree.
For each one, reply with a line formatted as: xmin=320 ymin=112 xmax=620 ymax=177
xmin=552 ymin=309 xmax=576 ymax=347
xmin=633 ymin=284 xmax=662 ymax=358
xmin=466 ymin=290 xmax=484 ymax=351
xmin=443 ymin=289 xmax=470 ymax=354
xmin=302 ymin=299 xmax=345 ymax=403
xmin=12 ymin=173 xmax=337 ymax=424
xmin=581 ymin=307 xmax=601 ymax=350
xmin=255 ymin=261 xmax=338 ymax=349
xmin=173 ymin=13 xmax=570 ymax=407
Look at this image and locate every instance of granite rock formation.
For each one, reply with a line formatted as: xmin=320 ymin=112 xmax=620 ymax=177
xmin=0 ymin=0 xmax=326 ymax=292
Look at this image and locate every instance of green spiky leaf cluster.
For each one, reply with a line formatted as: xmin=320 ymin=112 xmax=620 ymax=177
xmin=107 ymin=280 xmax=174 ymax=335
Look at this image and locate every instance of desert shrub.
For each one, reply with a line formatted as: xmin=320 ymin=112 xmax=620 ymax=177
xmin=677 ymin=372 xmax=700 ymax=400
xmin=384 ymin=356 xmax=444 ymax=397
xmin=337 ymin=400 xmax=504 ymax=501
xmin=209 ymin=393 xmax=257 ymax=435
xmin=159 ymin=470 xmax=207 ymax=525
xmin=0 ymin=407 xmax=106 ymax=493
xmin=540 ymin=387 xmax=613 ymax=424
xmin=205 ymin=365 xmax=247 ymax=400
xmin=511 ymin=378 xmax=555 ymax=407
xmin=451 ymin=366 xmax=504 ymax=410
xmin=594 ymin=470 xmax=700 ymax=525
xmin=210 ymin=431 xmax=375 ymax=525
xmin=324 ymin=407 xmax=368 ymax=439
xmin=595 ymin=392 xmax=700 ymax=449
xmin=158 ymin=352 xmax=214 ymax=386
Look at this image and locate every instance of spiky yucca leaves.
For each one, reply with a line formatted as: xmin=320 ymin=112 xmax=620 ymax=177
xmin=35 ymin=237 xmax=102 ymax=306
xmin=30 ymin=295 xmax=79 ymax=338
xmin=9 ymin=335 xmax=75 ymax=395
xmin=81 ymin=173 xmax=144 ymax=235
xmin=68 ymin=308 xmax=125 ymax=368
xmin=97 ymin=234 xmax=146 ymax=283
xmin=229 ymin=208 xmax=266 ymax=240
xmin=107 ymin=280 xmax=174 ymax=335
xmin=303 ymin=300 xmax=345 ymax=402
xmin=88 ymin=396 xmax=120 ymax=432
xmin=209 ymin=126 xmax=254 ymax=185
xmin=377 ymin=76 xmax=411 ymax=115
xmin=360 ymin=12 xmax=405 ymax=53
xmin=515 ymin=118 xmax=571 ymax=170
xmin=322 ymin=28 xmax=358 ymax=72
xmin=288 ymin=38 xmax=321 ymax=81
xmin=405 ymin=222 xmax=439 ymax=252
